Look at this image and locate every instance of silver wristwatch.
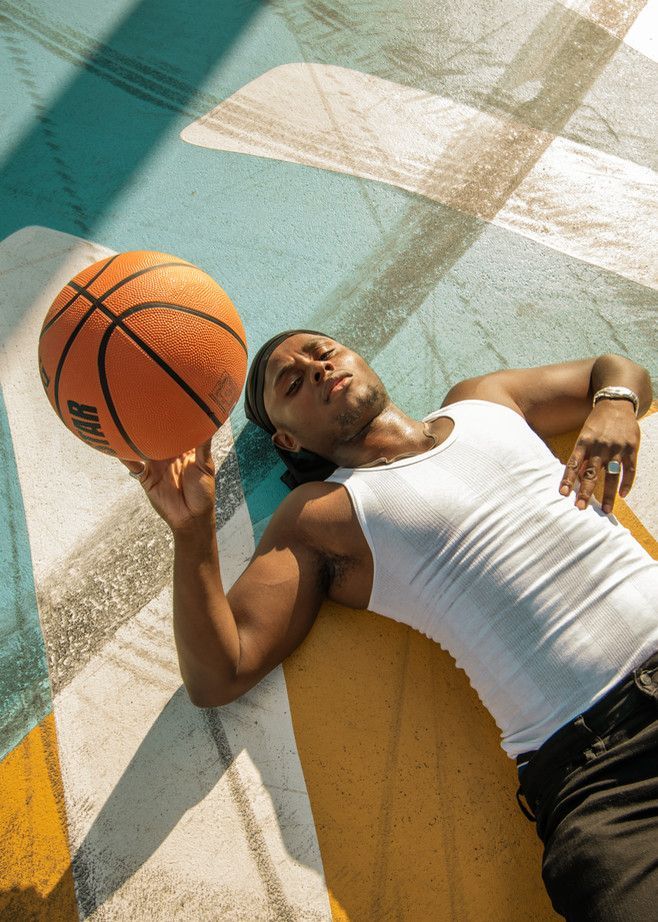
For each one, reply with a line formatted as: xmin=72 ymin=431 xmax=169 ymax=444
xmin=592 ymin=385 xmax=640 ymax=416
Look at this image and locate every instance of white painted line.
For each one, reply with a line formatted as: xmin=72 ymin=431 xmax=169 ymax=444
xmin=181 ymin=63 xmax=658 ymax=290
xmin=625 ymin=0 xmax=658 ymax=62
xmin=561 ymin=0 xmax=658 ymax=62
xmin=0 ymin=226 xmax=332 ymax=920
xmin=0 ymin=227 xmax=126 ymax=582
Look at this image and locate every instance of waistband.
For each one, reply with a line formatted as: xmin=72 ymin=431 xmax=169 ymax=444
xmin=516 ymin=649 xmax=658 ymax=776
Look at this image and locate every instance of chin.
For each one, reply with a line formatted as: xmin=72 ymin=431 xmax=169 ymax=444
xmin=337 ymin=383 xmax=388 ymax=435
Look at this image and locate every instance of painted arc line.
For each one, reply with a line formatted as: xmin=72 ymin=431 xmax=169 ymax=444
xmin=0 ymin=226 xmax=333 ymax=921
xmin=559 ymin=0 xmax=658 ymax=62
xmin=181 ymin=63 xmax=658 ymax=291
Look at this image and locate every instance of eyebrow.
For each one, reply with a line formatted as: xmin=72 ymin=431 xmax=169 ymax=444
xmin=272 ymin=338 xmax=328 ymax=389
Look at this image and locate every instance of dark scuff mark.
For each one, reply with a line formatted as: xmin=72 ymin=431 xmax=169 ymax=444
xmin=0 ymin=0 xmax=229 ymax=120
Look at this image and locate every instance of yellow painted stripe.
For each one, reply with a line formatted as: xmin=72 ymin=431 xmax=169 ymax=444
xmin=284 ymin=608 xmax=558 ymax=920
xmin=0 ymin=714 xmax=78 ymax=921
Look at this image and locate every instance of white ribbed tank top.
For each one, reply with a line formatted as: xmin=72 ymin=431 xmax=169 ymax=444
xmin=327 ymin=400 xmax=658 ymax=757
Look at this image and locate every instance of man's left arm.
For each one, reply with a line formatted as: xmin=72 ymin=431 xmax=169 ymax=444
xmin=443 ymin=354 xmax=653 ymax=514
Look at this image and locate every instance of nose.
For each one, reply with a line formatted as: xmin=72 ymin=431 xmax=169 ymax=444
xmin=311 ymin=357 xmax=333 ymax=383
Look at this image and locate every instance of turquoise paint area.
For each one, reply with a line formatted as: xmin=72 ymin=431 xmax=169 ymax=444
xmin=0 ymin=386 xmax=51 ymax=763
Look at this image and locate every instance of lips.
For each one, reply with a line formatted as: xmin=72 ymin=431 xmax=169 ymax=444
xmin=324 ymin=373 xmax=351 ymax=401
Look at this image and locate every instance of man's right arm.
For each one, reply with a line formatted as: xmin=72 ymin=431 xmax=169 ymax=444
xmin=172 ymin=486 xmax=328 ymax=707
xmin=122 ymin=441 xmax=330 ymax=707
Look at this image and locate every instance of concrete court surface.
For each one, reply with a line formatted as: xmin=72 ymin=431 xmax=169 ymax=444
xmin=0 ymin=0 xmax=657 ymax=919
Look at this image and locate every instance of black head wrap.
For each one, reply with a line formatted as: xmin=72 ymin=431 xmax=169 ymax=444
xmin=244 ymin=329 xmax=338 ymax=490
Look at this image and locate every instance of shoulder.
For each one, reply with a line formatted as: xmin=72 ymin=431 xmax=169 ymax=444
xmin=268 ymin=480 xmax=354 ymax=543
xmin=441 ymin=372 xmax=524 ymax=416
xmin=265 ymin=479 xmax=366 ymax=564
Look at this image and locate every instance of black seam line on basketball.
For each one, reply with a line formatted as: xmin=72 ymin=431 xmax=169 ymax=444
xmin=39 ymin=254 xmax=120 ymax=342
xmin=91 ymin=261 xmax=196 ymax=307
xmin=64 ymin=290 xmax=226 ymax=430
xmin=116 ymin=301 xmax=246 ymax=354
xmin=97 ymin=322 xmax=149 ymax=461
xmin=101 ymin=307 xmax=223 ymax=429
xmin=52 ymin=298 xmax=103 ymax=421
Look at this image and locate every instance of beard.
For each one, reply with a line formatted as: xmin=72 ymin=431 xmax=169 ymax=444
xmin=335 ymin=381 xmax=388 ymax=437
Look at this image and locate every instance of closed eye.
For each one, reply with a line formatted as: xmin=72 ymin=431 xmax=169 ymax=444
xmin=286 ymin=376 xmax=301 ymax=396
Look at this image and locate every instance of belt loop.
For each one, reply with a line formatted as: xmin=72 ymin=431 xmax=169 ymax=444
xmin=516 ymin=785 xmax=536 ymax=823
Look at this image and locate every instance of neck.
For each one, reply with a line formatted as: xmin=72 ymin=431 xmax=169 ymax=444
xmin=334 ymin=404 xmax=434 ymax=468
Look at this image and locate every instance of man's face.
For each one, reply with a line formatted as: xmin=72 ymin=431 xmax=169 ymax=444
xmin=263 ymin=333 xmax=388 ymax=460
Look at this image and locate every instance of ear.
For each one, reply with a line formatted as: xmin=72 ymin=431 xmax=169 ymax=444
xmin=272 ymin=430 xmax=302 ymax=453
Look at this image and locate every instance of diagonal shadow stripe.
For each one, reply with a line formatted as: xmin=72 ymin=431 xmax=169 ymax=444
xmin=204 ymin=709 xmax=310 ymax=922
xmin=63 ymin=686 xmax=321 ymax=920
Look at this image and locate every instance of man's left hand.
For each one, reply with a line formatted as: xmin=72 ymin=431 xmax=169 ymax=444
xmin=559 ymin=399 xmax=640 ymax=514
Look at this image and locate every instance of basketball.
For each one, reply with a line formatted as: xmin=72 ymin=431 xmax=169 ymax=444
xmin=37 ymin=250 xmax=247 ymax=461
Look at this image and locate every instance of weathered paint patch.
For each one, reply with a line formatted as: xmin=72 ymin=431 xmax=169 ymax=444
xmin=267 ymin=0 xmax=657 ymax=170
xmin=0 ymin=384 xmax=51 ymax=762
xmin=182 ymin=63 xmax=657 ymax=289
xmin=0 ymin=713 xmax=78 ymax=921
xmin=54 ymin=591 xmax=330 ymax=921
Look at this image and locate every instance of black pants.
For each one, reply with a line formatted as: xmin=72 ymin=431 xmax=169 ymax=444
xmin=516 ymin=650 xmax=658 ymax=922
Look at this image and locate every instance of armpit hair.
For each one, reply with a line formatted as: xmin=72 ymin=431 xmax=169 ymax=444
xmin=318 ymin=551 xmax=351 ymax=596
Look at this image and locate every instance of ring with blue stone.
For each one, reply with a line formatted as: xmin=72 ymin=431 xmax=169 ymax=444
xmin=606 ymin=460 xmax=622 ymax=475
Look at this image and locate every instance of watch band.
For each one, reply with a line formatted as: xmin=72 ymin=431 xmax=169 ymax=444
xmin=592 ymin=385 xmax=640 ymax=416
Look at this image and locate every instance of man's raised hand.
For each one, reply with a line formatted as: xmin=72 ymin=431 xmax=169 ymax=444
xmin=121 ymin=438 xmax=217 ymax=533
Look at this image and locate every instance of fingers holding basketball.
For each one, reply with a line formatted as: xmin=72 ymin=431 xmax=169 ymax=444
xmin=121 ymin=458 xmax=149 ymax=482
xmin=122 ymin=445 xmax=217 ymax=532
xmin=194 ymin=437 xmax=215 ymax=478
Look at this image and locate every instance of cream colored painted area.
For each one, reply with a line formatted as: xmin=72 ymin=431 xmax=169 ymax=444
xmin=181 ymin=64 xmax=658 ymax=290
xmin=0 ymin=227 xmax=134 ymax=583
xmin=54 ymin=581 xmax=330 ymax=921
xmin=0 ymin=227 xmax=332 ymax=921
xmin=561 ymin=0 xmax=658 ymax=60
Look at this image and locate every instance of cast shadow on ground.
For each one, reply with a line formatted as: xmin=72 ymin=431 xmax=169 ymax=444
xmin=44 ymin=683 xmax=321 ymax=920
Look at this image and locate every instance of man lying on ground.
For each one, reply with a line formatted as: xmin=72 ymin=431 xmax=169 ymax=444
xmin=124 ymin=332 xmax=657 ymax=922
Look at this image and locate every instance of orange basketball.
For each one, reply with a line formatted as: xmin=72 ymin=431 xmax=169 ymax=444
xmin=37 ymin=250 xmax=247 ymax=461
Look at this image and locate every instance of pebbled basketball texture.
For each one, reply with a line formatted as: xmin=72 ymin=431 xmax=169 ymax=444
xmin=38 ymin=250 xmax=248 ymax=461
